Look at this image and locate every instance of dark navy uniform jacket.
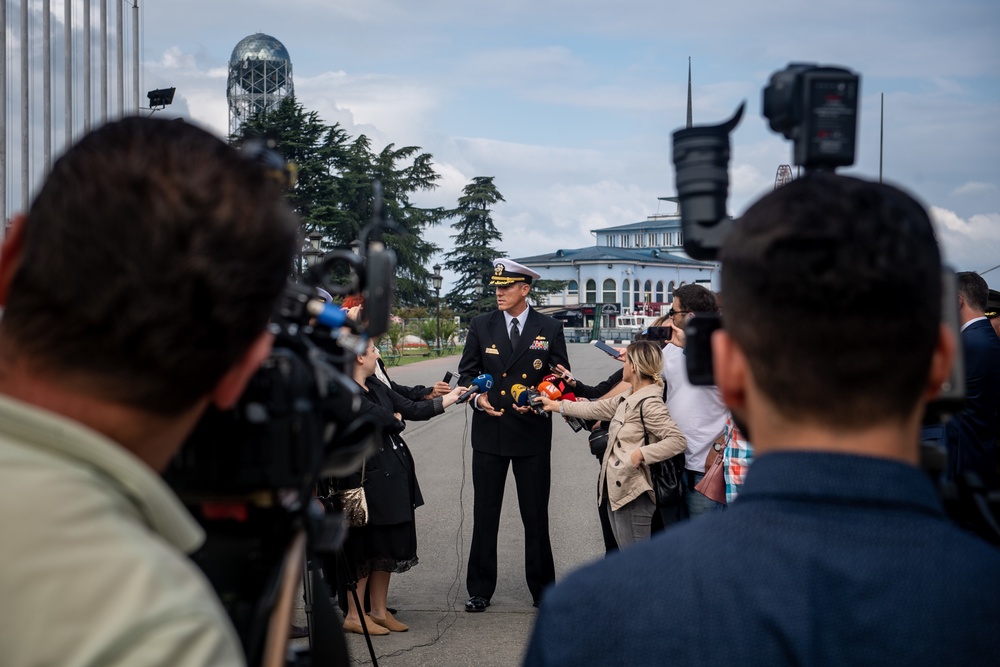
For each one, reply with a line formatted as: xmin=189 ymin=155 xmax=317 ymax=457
xmin=524 ymin=452 xmax=1000 ymax=667
xmin=458 ymin=307 xmax=569 ymax=457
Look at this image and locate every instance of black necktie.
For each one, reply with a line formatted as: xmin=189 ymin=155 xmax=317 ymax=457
xmin=510 ymin=318 xmax=521 ymax=350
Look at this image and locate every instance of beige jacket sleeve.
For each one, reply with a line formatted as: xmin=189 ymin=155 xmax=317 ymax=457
xmin=559 ymin=394 xmax=625 ymax=423
xmin=635 ymin=397 xmax=686 ymax=464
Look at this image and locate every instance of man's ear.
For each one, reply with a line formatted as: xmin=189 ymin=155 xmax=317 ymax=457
xmin=925 ymin=322 xmax=957 ymax=402
xmin=210 ymin=330 xmax=274 ymax=410
xmin=712 ymin=329 xmax=748 ymax=411
xmin=0 ymin=215 xmax=27 ymax=306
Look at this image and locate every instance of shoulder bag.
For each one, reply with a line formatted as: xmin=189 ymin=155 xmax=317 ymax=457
xmin=637 ymin=397 xmax=685 ymax=508
xmin=694 ymin=431 xmax=727 ymax=505
xmin=329 ymin=460 xmax=369 ymax=527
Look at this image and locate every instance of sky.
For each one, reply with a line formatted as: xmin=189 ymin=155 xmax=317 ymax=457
xmin=92 ymin=1 xmax=1000 ymax=291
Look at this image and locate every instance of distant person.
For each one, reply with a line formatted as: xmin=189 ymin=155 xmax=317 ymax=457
xmin=659 ymin=285 xmax=728 ymax=516
xmin=946 ymin=272 xmax=1000 ymax=489
xmin=458 ymin=258 xmax=569 ymax=612
xmin=0 ymin=118 xmax=299 ymax=666
xmin=524 ymin=173 xmax=1000 ymax=666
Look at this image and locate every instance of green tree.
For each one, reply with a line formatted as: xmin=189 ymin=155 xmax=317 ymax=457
xmin=528 ymin=279 xmax=569 ymax=307
xmin=444 ymin=176 xmax=505 ymax=322
xmin=232 ymin=96 xmax=447 ymax=306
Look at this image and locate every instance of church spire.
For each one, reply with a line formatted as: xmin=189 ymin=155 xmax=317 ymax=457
xmin=686 ymin=57 xmax=693 ymax=128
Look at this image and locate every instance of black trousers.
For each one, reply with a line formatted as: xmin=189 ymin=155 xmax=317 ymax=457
xmin=467 ymin=449 xmax=555 ymax=602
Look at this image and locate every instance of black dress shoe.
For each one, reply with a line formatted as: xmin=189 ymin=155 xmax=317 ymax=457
xmin=464 ymin=596 xmax=490 ymax=612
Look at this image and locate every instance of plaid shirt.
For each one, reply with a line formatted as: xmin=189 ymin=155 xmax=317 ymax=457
xmin=722 ymin=416 xmax=753 ymax=503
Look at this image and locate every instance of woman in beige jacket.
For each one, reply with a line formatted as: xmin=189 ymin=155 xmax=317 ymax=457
xmin=538 ymin=340 xmax=686 ymax=547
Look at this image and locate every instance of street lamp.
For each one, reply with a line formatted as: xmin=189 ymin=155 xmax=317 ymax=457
xmin=432 ymin=263 xmax=443 ymax=356
xmin=303 ymin=230 xmax=324 ymax=269
xmin=473 ymin=280 xmax=484 ymax=317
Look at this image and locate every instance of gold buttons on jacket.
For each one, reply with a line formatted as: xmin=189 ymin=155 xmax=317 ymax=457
xmin=500 ymin=390 xmax=506 ymax=396
xmin=502 ymin=373 xmax=507 ymax=378
xmin=522 ymin=374 xmax=527 ymax=379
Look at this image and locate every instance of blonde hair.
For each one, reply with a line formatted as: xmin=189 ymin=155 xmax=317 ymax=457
xmin=626 ymin=340 xmax=664 ymax=387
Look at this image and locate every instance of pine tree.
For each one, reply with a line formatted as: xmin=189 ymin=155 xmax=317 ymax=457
xmin=444 ymin=177 xmax=505 ymax=321
xmin=231 ymin=96 xmax=447 ymax=306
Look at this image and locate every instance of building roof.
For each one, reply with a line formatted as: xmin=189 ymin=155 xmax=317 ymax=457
xmin=590 ymin=216 xmax=682 ymax=234
xmin=515 ymin=245 xmax=714 ymax=268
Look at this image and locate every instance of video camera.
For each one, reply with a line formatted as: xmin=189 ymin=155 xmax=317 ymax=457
xmin=670 ymin=63 xmax=999 ymax=544
xmin=163 ymin=149 xmax=400 ymax=664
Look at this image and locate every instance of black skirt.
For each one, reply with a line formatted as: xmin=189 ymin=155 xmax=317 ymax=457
xmin=340 ymin=514 xmax=419 ymax=583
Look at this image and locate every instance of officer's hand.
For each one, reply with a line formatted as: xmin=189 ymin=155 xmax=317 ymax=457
xmin=474 ymin=393 xmax=503 ymax=417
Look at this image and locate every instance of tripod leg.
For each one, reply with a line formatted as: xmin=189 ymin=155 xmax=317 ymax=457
xmin=339 ymin=548 xmax=379 ymax=666
xmin=261 ymin=532 xmax=306 ymax=667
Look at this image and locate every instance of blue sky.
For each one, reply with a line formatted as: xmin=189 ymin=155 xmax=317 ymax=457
xmin=137 ymin=0 xmax=1000 ymax=290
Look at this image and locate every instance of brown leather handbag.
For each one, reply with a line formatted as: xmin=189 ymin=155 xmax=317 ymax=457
xmin=694 ymin=433 xmax=727 ymax=504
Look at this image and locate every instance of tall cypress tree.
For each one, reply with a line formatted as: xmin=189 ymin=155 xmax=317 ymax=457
xmin=444 ymin=176 xmax=504 ymax=321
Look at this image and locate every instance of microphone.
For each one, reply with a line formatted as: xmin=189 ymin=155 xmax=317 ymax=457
xmin=537 ymin=380 xmax=563 ymax=401
xmin=558 ymin=391 xmax=588 ymax=433
xmin=458 ymin=374 xmax=494 ymax=403
xmin=511 ymin=384 xmax=530 ymax=406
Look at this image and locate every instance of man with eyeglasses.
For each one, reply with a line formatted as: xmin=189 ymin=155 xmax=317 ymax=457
xmin=663 ymin=284 xmax=728 ymax=517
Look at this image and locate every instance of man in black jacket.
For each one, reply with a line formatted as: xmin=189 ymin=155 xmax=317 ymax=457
xmin=459 ymin=259 xmax=570 ymax=611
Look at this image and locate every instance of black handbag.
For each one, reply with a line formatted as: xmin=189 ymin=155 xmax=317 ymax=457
xmin=588 ymin=427 xmax=610 ymax=459
xmin=638 ymin=398 xmax=685 ymax=508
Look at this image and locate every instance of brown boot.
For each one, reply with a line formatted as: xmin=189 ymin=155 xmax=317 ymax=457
xmin=343 ymin=615 xmax=389 ymax=635
xmin=370 ymin=611 xmax=409 ymax=632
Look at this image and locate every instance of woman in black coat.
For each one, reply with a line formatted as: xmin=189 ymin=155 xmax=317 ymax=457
xmin=337 ymin=340 xmax=465 ymax=635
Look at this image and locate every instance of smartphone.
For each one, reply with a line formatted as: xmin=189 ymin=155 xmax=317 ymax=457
xmin=644 ymin=326 xmax=673 ymax=342
xmin=592 ymin=340 xmax=623 ymax=358
xmin=443 ymin=371 xmax=456 ymax=386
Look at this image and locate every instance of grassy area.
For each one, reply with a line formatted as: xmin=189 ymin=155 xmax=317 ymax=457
xmin=381 ymin=346 xmax=462 ymax=367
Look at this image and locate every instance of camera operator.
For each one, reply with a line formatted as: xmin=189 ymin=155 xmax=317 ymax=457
xmin=0 ymin=118 xmax=298 ymax=667
xmin=524 ymin=173 xmax=1000 ymax=666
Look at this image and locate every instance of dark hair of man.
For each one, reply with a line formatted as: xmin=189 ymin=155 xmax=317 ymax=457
xmin=719 ymin=173 xmax=941 ymax=429
xmin=674 ymin=283 xmax=718 ymax=314
xmin=0 ymin=117 xmax=299 ymax=415
xmin=956 ymin=271 xmax=988 ymax=312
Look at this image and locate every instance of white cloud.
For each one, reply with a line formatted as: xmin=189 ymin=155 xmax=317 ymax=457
xmin=952 ymin=182 xmax=997 ymax=197
xmin=931 ymin=207 xmax=1000 ymax=287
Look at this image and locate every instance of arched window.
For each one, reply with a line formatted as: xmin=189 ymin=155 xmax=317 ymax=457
xmin=602 ymin=279 xmax=616 ymax=304
xmin=585 ymin=279 xmax=597 ymax=303
xmin=655 ymin=281 xmax=664 ymax=302
xmin=633 ymin=279 xmax=640 ymax=306
xmin=567 ymin=280 xmax=579 ymax=296
xmin=621 ymin=279 xmax=631 ymax=310
xmin=667 ymin=280 xmax=676 ymax=302
xmin=644 ymin=280 xmax=653 ymax=303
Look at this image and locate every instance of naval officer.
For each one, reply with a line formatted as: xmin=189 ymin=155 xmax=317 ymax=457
xmin=459 ymin=259 xmax=570 ymax=612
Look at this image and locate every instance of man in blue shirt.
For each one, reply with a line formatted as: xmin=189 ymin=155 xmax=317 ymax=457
xmin=524 ymin=173 xmax=1000 ymax=666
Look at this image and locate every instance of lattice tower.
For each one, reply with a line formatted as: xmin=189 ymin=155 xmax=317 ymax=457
xmin=775 ymin=164 xmax=793 ymax=189
xmin=227 ymin=33 xmax=294 ymax=136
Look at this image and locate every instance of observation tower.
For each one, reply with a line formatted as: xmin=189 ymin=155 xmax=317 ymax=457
xmin=227 ymin=33 xmax=294 ymax=136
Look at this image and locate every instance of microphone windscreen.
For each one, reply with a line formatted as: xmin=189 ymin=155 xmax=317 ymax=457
xmin=538 ymin=381 xmax=562 ymax=400
xmin=511 ymin=384 xmax=529 ymax=406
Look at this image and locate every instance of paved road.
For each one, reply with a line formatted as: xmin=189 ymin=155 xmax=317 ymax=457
xmin=292 ymin=343 xmax=624 ymax=666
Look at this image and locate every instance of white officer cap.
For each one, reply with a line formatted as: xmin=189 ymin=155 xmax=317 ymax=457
xmin=489 ymin=258 xmax=541 ymax=286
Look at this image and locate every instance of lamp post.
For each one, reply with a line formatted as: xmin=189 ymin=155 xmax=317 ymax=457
xmin=473 ymin=280 xmax=484 ymax=318
xmin=432 ymin=263 xmax=443 ymax=356
xmin=301 ymin=230 xmax=324 ymax=276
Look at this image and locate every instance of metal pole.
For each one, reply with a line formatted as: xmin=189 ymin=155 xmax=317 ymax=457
xmin=1 ymin=0 xmax=6 ymax=228
xmin=436 ymin=287 xmax=442 ymax=356
xmin=65 ymin=0 xmax=73 ymax=143
xmin=43 ymin=0 xmax=52 ymax=172
xmin=100 ymin=0 xmax=107 ymax=121
xmin=21 ymin=0 xmax=30 ymax=212
xmin=116 ymin=0 xmax=123 ymax=116
xmin=131 ymin=1 xmax=138 ymax=113
xmin=879 ymin=93 xmax=884 ymax=184
xmin=83 ymin=0 xmax=91 ymax=131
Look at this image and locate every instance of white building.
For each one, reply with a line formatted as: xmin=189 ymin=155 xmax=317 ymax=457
xmin=515 ymin=204 xmax=718 ymax=331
